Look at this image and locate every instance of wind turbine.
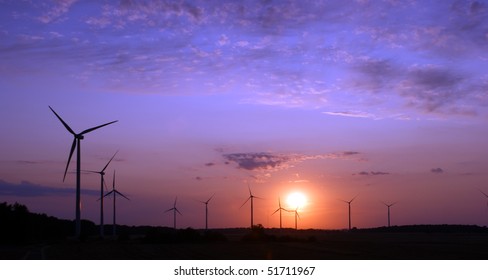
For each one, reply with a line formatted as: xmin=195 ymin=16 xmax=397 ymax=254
xmin=103 ymin=170 xmax=129 ymax=237
xmin=86 ymin=151 xmax=118 ymax=238
xmin=381 ymin=201 xmax=397 ymax=227
xmin=49 ymin=106 xmax=117 ymax=238
xmin=198 ymin=194 xmax=214 ymax=230
xmin=165 ymin=197 xmax=182 ymax=229
xmin=478 ymin=189 xmax=488 ymax=206
xmin=239 ymin=184 xmax=261 ymax=229
xmin=478 ymin=189 xmax=488 ymax=219
xmin=271 ymin=197 xmax=288 ymax=229
xmin=292 ymin=207 xmax=300 ymax=230
xmin=341 ymin=195 xmax=358 ymax=230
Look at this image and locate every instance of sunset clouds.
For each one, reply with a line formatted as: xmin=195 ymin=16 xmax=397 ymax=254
xmin=2 ymin=1 xmax=488 ymax=118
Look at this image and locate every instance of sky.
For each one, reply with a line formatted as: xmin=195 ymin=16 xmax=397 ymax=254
xmin=1 ymin=0 xmax=488 ymax=230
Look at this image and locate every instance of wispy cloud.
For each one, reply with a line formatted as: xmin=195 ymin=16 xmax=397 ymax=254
xmin=354 ymin=171 xmax=390 ymax=176
xmin=222 ymin=151 xmax=361 ymax=172
xmin=323 ymin=111 xmax=378 ymax=119
xmin=0 ymin=180 xmax=98 ymax=197
xmin=38 ymin=0 xmax=78 ymax=23
xmin=431 ymin=168 xmax=444 ymax=174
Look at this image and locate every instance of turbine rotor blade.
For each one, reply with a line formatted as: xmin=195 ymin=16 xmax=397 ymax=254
xmin=174 ymin=196 xmax=177 ymax=207
xmin=206 ymin=193 xmax=215 ymax=203
xmin=115 ymin=190 xmax=130 ymax=200
xmin=112 ymin=170 xmax=116 ymax=190
xmin=80 ymin=120 xmax=118 ymax=135
xmin=272 ymin=208 xmax=280 ymax=215
xmin=176 ymin=208 xmax=182 ymax=215
xmin=239 ymin=197 xmax=251 ymax=209
xmin=49 ymin=106 xmax=75 ymax=135
xmin=478 ymin=189 xmax=488 ymax=198
xmin=63 ymin=138 xmax=77 ymax=182
xmin=101 ymin=150 xmax=118 ymax=173
xmin=103 ymin=190 xmax=115 ymax=198
xmin=164 ymin=208 xmax=174 ymax=213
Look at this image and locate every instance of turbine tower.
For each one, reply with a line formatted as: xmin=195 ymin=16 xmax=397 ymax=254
xmin=198 ymin=194 xmax=214 ymax=230
xmin=49 ymin=106 xmax=117 ymax=238
xmin=103 ymin=170 xmax=129 ymax=237
xmin=240 ymin=184 xmax=261 ymax=229
xmin=381 ymin=201 xmax=396 ymax=227
xmin=271 ymin=197 xmax=288 ymax=229
xmin=86 ymin=150 xmax=118 ymax=238
xmin=341 ymin=195 xmax=358 ymax=230
xmin=165 ymin=197 xmax=182 ymax=229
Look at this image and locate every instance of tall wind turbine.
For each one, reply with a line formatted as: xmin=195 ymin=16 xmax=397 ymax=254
xmin=271 ymin=197 xmax=287 ymax=229
xmin=341 ymin=195 xmax=358 ymax=230
xmin=86 ymin=151 xmax=118 ymax=238
xmin=103 ymin=170 xmax=129 ymax=237
xmin=198 ymin=194 xmax=214 ymax=230
xmin=240 ymin=184 xmax=261 ymax=229
xmin=165 ymin=197 xmax=182 ymax=229
xmin=381 ymin=201 xmax=396 ymax=227
xmin=49 ymin=106 xmax=117 ymax=238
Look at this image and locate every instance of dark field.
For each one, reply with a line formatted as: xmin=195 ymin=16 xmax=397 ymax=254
xmin=7 ymin=226 xmax=488 ymax=260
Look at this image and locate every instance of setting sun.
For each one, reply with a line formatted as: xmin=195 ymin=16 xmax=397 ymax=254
xmin=286 ymin=192 xmax=308 ymax=209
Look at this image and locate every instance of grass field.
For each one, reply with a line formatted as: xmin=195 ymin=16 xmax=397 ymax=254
xmin=36 ymin=227 xmax=488 ymax=260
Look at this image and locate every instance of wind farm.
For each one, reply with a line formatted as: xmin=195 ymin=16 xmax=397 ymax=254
xmin=3 ymin=0 xmax=488 ymax=263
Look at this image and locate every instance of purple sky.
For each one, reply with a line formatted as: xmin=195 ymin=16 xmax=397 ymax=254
xmin=1 ymin=0 xmax=488 ymax=230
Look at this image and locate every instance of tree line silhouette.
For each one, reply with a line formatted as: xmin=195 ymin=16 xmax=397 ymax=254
xmin=0 ymin=202 xmax=98 ymax=243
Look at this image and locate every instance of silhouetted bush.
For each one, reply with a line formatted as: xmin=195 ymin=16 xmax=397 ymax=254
xmin=241 ymin=224 xmax=277 ymax=243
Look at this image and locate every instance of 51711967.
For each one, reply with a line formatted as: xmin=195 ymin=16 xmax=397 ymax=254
xmin=267 ymin=267 xmax=315 ymax=276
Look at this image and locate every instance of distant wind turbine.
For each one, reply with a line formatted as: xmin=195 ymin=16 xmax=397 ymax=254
xmin=478 ymin=189 xmax=488 ymax=204
xmin=49 ymin=106 xmax=117 ymax=238
xmin=165 ymin=197 xmax=182 ymax=229
xmin=198 ymin=194 xmax=215 ymax=230
xmin=103 ymin=170 xmax=129 ymax=237
xmin=240 ymin=184 xmax=261 ymax=229
xmin=381 ymin=201 xmax=397 ymax=227
xmin=271 ymin=197 xmax=288 ymax=229
xmin=86 ymin=151 xmax=118 ymax=238
xmin=288 ymin=207 xmax=300 ymax=230
xmin=478 ymin=189 xmax=488 ymax=214
xmin=341 ymin=195 xmax=358 ymax=230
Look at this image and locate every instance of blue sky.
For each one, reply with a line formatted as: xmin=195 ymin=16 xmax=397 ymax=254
xmin=1 ymin=0 xmax=488 ymax=229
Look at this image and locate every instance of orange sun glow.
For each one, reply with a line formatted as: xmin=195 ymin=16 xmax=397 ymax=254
xmin=286 ymin=192 xmax=307 ymax=209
